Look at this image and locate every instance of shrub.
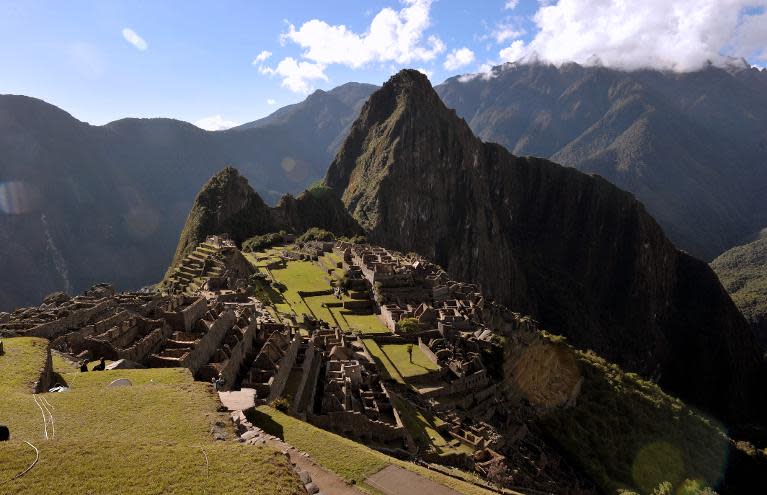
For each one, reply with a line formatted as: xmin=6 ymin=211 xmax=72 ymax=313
xmin=242 ymin=231 xmax=285 ymax=252
xmin=270 ymin=398 xmax=289 ymax=412
xmin=297 ymin=227 xmax=335 ymax=243
xmin=396 ymin=317 xmax=420 ymax=334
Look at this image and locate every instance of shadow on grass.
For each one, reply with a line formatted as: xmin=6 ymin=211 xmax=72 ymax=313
xmin=245 ymin=408 xmax=285 ymax=441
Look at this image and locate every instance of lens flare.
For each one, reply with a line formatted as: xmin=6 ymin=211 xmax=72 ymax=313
xmin=0 ymin=181 xmax=42 ymax=215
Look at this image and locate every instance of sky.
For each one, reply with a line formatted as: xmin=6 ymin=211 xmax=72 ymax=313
xmin=0 ymin=0 xmax=765 ymax=129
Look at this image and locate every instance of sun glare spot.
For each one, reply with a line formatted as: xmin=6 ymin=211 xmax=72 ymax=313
xmin=0 ymin=180 xmax=42 ymax=215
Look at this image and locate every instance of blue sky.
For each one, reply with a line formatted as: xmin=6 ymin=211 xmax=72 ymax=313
xmin=1 ymin=1 xmax=764 ymax=129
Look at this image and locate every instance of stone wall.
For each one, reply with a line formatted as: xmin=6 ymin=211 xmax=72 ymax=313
xmin=310 ymin=410 xmax=405 ymax=444
xmin=216 ymin=320 xmax=257 ymax=390
xmin=187 ymin=309 xmax=235 ymax=374
xmin=27 ymin=299 xmax=114 ymax=339
xmin=163 ymin=297 xmax=208 ymax=332
xmin=266 ymin=336 xmax=301 ymax=402
xmin=292 ymin=344 xmax=318 ymax=416
xmin=33 ymin=344 xmax=54 ymax=393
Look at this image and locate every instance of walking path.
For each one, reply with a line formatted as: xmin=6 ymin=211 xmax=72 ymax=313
xmin=365 ymin=464 xmax=462 ymax=495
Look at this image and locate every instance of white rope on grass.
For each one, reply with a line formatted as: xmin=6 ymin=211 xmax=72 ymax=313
xmin=200 ymin=447 xmax=210 ymax=495
xmin=0 ymin=441 xmax=40 ymax=485
xmin=38 ymin=395 xmax=55 ymax=439
xmin=32 ymin=395 xmax=48 ymax=441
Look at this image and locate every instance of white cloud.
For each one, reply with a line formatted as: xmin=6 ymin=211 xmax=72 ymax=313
xmin=519 ymin=0 xmax=767 ymax=71
xmin=122 ymin=28 xmax=147 ymax=51
xmin=278 ymin=0 xmax=444 ymax=73
xmin=259 ymin=57 xmax=328 ymax=93
xmin=415 ymin=67 xmax=433 ymax=78
xmin=194 ymin=115 xmax=239 ymax=131
xmin=499 ymin=40 xmax=528 ymax=62
xmin=504 ymin=0 xmax=520 ymax=9
xmin=490 ymin=21 xmax=526 ymax=44
xmin=267 ymin=98 xmax=277 ymax=105
xmin=253 ymin=50 xmax=272 ymax=63
xmin=444 ymin=47 xmax=475 ymax=70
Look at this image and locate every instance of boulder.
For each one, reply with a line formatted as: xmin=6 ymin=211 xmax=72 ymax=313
xmin=107 ymin=378 xmax=132 ymax=388
xmin=304 ymin=482 xmax=319 ymax=494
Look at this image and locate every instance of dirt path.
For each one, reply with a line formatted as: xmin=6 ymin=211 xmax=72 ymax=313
xmin=365 ymin=465 xmax=462 ymax=495
xmin=262 ymin=436 xmax=365 ymax=495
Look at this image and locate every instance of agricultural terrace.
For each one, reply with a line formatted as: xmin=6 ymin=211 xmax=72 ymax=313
xmin=246 ymin=249 xmax=390 ymax=334
xmin=0 ymin=337 xmax=303 ymax=495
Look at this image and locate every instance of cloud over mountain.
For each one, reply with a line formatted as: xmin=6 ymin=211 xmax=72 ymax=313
xmin=497 ymin=0 xmax=767 ymax=71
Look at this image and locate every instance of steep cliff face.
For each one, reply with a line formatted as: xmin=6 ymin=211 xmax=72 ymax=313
xmin=326 ymin=70 xmax=766 ymax=425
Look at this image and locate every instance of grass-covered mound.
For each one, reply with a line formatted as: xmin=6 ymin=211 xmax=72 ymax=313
xmin=536 ymin=337 xmax=749 ymax=494
xmin=0 ymin=337 xmax=303 ymax=494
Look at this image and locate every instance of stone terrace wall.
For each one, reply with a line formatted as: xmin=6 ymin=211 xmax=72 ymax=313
xmin=266 ymin=336 xmax=301 ymax=402
xmin=217 ymin=320 xmax=258 ymax=390
xmin=187 ymin=309 xmax=235 ymax=374
xmin=311 ymin=410 xmax=405 ymax=444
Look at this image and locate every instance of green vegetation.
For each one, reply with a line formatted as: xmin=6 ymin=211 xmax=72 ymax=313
xmin=297 ymin=227 xmax=335 ymax=243
xmin=250 ymin=406 xmax=498 ymax=495
xmin=619 ymin=479 xmax=717 ymax=495
xmin=395 ymin=317 xmax=421 ymax=334
xmin=243 ymin=231 xmax=286 ymax=252
xmin=262 ymin=258 xmax=389 ymax=334
xmin=711 ymin=236 xmax=767 ymax=344
xmin=539 ymin=343 xmax=732 ymax=494
xmin=0 ymin=337 xmax=303 ymax=494
xmin=363 ymin=340 xmax=439 ymax=384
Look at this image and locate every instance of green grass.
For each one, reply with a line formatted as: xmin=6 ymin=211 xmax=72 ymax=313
xmin=389 ymin=393 xmax=449 ymax=452
xmin=0 ymin=337 xmax=303 ymax=494
xmin=250 ymin=406 xmax=500 ymax=495
xmin=363 ymin=340 xmax=439 ymax=384
xmin=263 ymin=258 xmax=389 ymax=334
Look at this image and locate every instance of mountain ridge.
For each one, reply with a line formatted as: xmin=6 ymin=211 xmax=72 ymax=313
xmin=435 ymin=62 xmax=767 ymax=260
xmin=326 ymin=69 xmax=766 ymax=427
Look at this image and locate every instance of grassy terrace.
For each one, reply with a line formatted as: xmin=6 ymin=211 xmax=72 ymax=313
xmin=363 ymin=340 xmax=440 ymax=384
xmin=0 ymin=337 xmax=303 ymax=495
xmin=246 ymin=251 xmax=390 ymax=334
xmin=250 ymin=406 xmax=500 ymax=495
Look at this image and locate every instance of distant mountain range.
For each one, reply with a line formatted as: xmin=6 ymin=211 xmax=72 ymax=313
xmin=2 ymin=63 xmax=766 ymax=312
xmin=0 ymin=83 xmax=375 ymax=310
xmin=435 ymin=62 xmax=767 ymax=261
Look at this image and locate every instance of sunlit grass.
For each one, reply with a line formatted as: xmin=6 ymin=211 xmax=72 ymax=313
xmin=0 ymin=337 xmax=303 ymax=494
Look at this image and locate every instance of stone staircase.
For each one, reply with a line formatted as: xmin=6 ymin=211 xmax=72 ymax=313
xmin=164 ymin=242 xmax=227 ymax=294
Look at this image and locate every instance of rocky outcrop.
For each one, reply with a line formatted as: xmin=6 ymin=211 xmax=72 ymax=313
xmin=167 ymin=168 xmax=362 ymax=279
xmin=271 ymin=186 xmax=363 ymax=238
xmin=326 ymin=69 xmax=766 ymax=427
xmin=168 ymin=166 xmax=275 ymax=271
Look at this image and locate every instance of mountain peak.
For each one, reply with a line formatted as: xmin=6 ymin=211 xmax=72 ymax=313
xmin=325 ymin=72 xmax=767 ymax=426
